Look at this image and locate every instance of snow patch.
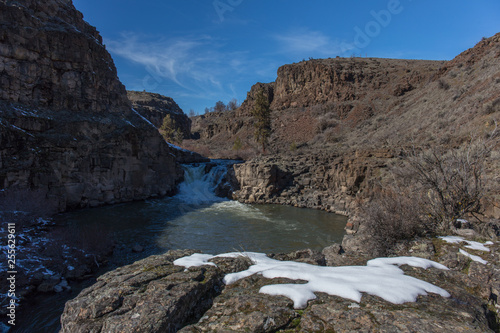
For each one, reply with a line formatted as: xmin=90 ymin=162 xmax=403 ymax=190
xmin=458 ymin=249 xmax=488 ymax=264
xmin=367 ymin=256 xmax=449 ymax=270
xmin=131 ymin=108 xmax=156 ymax=128
xmin=173 ymin=253 xmax=217 ymax=268
xmin=439 ymin=236 xmax=492 ymax=252
xmin=174 ymin=252 xmax=450 ymax=309
xmin=166 ymin=141 xmax=191 ymax=153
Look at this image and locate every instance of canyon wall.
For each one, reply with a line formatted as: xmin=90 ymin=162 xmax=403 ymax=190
xmin=127 ymin=90 xmax=192 ymax=138
xmin=0 ymin=0 xmax=182 ymax=210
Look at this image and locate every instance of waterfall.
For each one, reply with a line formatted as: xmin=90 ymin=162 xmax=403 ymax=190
xmin=175 ymin=161 xmax=235 ymax=205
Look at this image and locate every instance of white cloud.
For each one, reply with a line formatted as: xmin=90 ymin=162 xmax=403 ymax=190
xmin=106 ymin=33 xmax=243 ymax=94
xmin=273 ymin=28 xmax=355 ymax=57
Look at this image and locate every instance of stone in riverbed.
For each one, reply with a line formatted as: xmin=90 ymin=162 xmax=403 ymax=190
xmin=131 ymin=244 xmax=144 ymax=253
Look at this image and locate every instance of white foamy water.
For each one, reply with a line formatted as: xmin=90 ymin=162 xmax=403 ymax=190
xmin=175 ymin=163 xmax=228 ymax=204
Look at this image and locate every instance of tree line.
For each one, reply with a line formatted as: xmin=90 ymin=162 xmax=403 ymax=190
xmin=204 ymin=98 xmax=240 ymax=114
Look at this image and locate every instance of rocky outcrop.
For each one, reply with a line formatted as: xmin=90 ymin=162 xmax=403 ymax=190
xmin=188 ymin=33 xmax=500 ymax=220
xmin=237 ymin=82 xmax=275 ymax=116
xmin=61 ymin=240 xmax=499 ymax=332
xmin=271 ymin=58 xmax=442 ymax=112
xmin=0 ymin=0 xmax=183 ymax=210
xmin=60 ymin=250 xmax=251 ymax=333
xmin=232 ymin=150 xmax=393 ymax=216
xmin=127 ymin=90 xmax=192 ymax=138
xmin=186 ymin=57 xmax=443 ymax=156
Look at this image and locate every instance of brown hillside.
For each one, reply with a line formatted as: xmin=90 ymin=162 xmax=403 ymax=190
xmin=187 ymin=33 xmax=499 ymax=159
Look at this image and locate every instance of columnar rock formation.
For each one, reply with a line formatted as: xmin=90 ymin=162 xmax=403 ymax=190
xmin=231 ymin=150 xmax=393 ymax=217
xmin=0 ymin=0 xmax=182 ymax=210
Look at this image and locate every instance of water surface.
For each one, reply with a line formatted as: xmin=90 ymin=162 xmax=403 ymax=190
xmin=12 ymin=162 xmax=347 ymax=332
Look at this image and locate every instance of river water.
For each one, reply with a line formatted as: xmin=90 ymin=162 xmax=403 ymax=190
xmin=11 ymin=160 xmax=347 ymax=332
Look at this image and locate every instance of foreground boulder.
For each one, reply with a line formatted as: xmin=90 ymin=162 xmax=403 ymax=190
xmin=60 ymin=250 xmax=251 ymax=332
xmin=61 ymin=245 xmax=497 ymax=332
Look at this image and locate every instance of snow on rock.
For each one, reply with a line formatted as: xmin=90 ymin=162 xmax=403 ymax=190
xmin=439 ymin=236 xmax=493 ymax=252
xmin=458 ymin=249 xmax=488 ymax=265
xmin=165 ymin=141 xmax=192 ymax=153
xmin=174 ymin=252 xmax=450 ymax=309
xmin=367 ymin=256 xmax=449 ymax=270
xmin=173 ymin=253 xmax=217 ymax=268
xmin=131 ymin=108 xmax=156 ymax=128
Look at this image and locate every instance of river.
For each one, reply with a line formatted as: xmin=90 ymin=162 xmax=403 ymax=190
xmin=11 ymin=160 xmax=347 ymax=332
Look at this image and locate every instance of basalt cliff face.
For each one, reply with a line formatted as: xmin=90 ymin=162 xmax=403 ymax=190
xmin=0 ymin=0 xmax=182 ymax=210
xmin=189 ymin=57 xmax=444 ymax=153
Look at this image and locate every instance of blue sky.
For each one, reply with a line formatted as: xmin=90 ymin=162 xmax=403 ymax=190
xmin=73 ymin=0 xmax=499 ymax=115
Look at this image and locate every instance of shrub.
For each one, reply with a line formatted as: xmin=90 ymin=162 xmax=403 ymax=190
xmin=437 ymin=79 xmax=450 ymax=90
xmin=232 ymin=137 xmax=243 ymax=151
xmin=484 ymin=98 xmax=500 ymax=115
xmin=361 ymin=188 xmax=427 ymax=256
xmin=361 ymin=127 xmax=498 ymax=254
xmin=400 ymin=139 xmax=494 ymax=232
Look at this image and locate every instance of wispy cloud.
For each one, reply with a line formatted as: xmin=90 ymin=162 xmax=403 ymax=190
xmin=273 ymin=28 xmax=354 ymax=57
xmin=106 ymin=33 xmax=248 ymax=95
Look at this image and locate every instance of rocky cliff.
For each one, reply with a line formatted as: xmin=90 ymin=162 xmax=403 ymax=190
xmin=0 ymin=0 xmax=183 ymax=210
xmin=127 ymin=90 xmax=192 ymax=138
xmin=232 ymin=149 xmax=393 ymax=217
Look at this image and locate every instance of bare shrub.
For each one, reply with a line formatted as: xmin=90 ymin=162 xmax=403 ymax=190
xmin=324 ymin=127 xmax=344 ymax=143
xmin=437 ymin=79 xmax=450 ymax=90
xmin=484 ymin=98 xmax=500 ymax=115
xmin=361 ymin=188 xmax=427 ymax=256
xmin=316 ymin=112 xmax=339 ymax=133
xmin=361 ymin=126 xmax=498 ymax=254
xmin=400 ymin=135 xmax=496 ymax=232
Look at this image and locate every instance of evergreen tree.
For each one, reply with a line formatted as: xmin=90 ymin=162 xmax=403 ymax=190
xmin=251 ymin=88 xmax=271 ymax=153
xmin=233 ymin=136 xmax=243 ymax=151
xmin=160 ymin=114 xmax=183 ymax=144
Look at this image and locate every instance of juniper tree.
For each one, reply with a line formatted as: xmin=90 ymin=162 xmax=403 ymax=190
xmin=160 ymin=114 xmax=182 ymax=144
xmin=233 ymin=136 xmax=243 ymax=151
xmin=251 ymin=88 xmax=271 ymax=153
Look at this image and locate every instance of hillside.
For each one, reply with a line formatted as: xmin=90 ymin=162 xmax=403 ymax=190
xmin=188 ymin=34 xmax=499 ymax=158
xmin=188 ymin=57 xmax=444 ymax=156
